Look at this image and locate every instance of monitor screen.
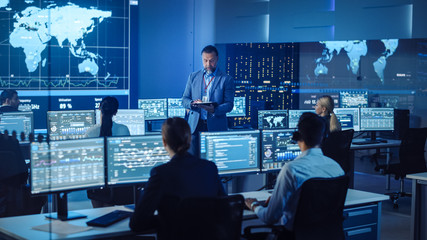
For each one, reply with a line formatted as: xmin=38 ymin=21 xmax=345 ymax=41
xmin=47 ymin=110 xmax=95 ymax=141
xmin=288 ymin=110 xmax=316 ymax=129
xmin=227 ymin=97 xmax=246 ymax=117
xmin=30 ymin=138 xmax=105 ymax=194
xmin=340 ymin=90 xmax=368 ymax=108
xmin=199 ymin=130 xmax=260 ymax=175
xmin=334 ymin=108 xmax=360 ymax=132
xmin=107 ymin=135 xmax=169 ymax=185
xmin=262 ymin=129 xmax=301 ymax=171
xmin=0 ymin=112 xmax=33 ymax=140
xmin=167 ymin=98 xmax=186 ymax=118
xmin=360 ymin=108 xmax=394 ymax=131
xmin=257 ymin=110 xmax=288 ymax=129
xmin=138 ymin=99 xmax=167 ymax=120
xmin=96 ymin=109 xmax=145 ymax=136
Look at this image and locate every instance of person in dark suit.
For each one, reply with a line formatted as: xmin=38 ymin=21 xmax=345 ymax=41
xmin=0 ymin=89 xmax=20 ymax=113
xmin=182 ymin=45 xmax=235 ymax=155
xmin=129 ymin=117 xmax=226 ymax=236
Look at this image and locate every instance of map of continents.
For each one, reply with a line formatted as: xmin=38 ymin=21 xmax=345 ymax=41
xmin=7 ymin=3 xmax=111 ymax=76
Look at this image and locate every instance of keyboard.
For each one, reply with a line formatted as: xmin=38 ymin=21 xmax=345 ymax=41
xmin=352 ymin=140 xmax=381 ymax=145
xmin=86 ymin=210 xmax=133 ymax=227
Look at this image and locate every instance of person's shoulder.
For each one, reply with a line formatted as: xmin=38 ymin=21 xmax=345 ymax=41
xmin=85 ymin=124 xmax=101 ymax=138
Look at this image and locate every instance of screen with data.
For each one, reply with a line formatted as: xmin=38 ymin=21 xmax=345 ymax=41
xmin=138 ymin=99 xmax=167 ymax=120
xmin=0 ymin=112 xmax=33 ymax=139
xmin=199 ymin=130 xmax=260 ymax=175
xmin=360 ymin=108 xmax=394 ymax=131
xmin=262 ymin=129 xmax=301 ymax=171
xmin=288 ymin=110 xmax=316 ymax=129
xmin=340 ymin=90 xmax=368 ymax=108
xmin=258 ymin=110 xmax=288 ymax=129
xmin=96 ymin=109 xmax=145 ymax=135
xmin=227 ymin=97 xmax=246 ymax=117
xmin=47 ymin=110 xmax=95 ymax=140
xmin=334 ymin=108 xmax=360 ymax=131
xmin=30 ymin=138 xmax=105 ymax=194
xmin=107 ymin=135 xmax=169 ymax=185
xmin=167 ymin=98 xmax=186 ymax=118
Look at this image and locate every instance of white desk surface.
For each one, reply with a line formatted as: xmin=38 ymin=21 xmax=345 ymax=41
xmin=0 ymin=206 xmax=135 ymax=240
xmin=240 ymin=189 xmax=389 ymax=218
xmin=407 ymin=172 xmax=427 ymax=181
xmin=350 ymin=139 xmax=401 ymax=150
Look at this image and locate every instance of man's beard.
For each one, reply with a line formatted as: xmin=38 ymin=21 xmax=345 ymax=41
xmin=205 ymin=68 xmax=215 ymax=75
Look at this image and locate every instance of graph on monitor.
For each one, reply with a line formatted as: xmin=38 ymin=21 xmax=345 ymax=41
xmin=0 ymin=112 xmax=34 ymax=140
xmin=47 ymin=110 xmax=95 ymax=140
xmin=262 ymin=129 xmax=301 ymax=171
xmin=167 ymin=98 xmax=186 ymax=118
xmin=334 ymin=108 xmax=360 ymax=131
xmin=107 ymin=135 xmax=169 ymax=185
xmin=360 ymin=108 xmax=394 ymax=131
xmin=138 ymin=99 xmax=167 ymax=120
xmin=96 ymin=109 xmax=145 ymax=136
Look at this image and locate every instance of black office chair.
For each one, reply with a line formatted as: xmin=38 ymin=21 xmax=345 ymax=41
xmin=244 ymin=175 xmax=349 ymax=240
xmin=322 ymin=129 xmax=354 ymax=174
xmin=158 ymin=194 xmax=245 ymax=240
xmin=374 ymin=128 xmax=427 ymax=208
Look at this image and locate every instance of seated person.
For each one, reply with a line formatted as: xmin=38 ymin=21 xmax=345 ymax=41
xmin=0 ymin=89 xmax=20 ymax=113
xmin=85 ymin=97 xmax=131 ymax=208
xmin=315 ymin=95 xmax=341 ymax=135
xmin=130 ymin=117 xmax=226 ymax=236
xmin=245 ymin=112 xmax=344 ymax=229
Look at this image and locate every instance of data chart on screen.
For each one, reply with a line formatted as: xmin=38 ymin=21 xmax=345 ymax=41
xmin=47 ymin=110 xmax=95 ymax=140
xmin=262 ymin=129 xmax=300 ymax=171
xmin=138 ymin=99 xmax=167 ymax=120
xmin=258 ymin=110 xmax=288 ymax=129
xmin=288 ymin=110 xmax=316 ymax=129
xmin=360 ymin=108 xmax=394 ymax=131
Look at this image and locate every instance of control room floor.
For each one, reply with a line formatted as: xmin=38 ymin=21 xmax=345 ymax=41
xmin=65 ymin=147 xmax=412 ymax=240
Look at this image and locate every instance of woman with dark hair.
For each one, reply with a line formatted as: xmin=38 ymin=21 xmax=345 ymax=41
xmin=86 ymin=96 xmax=131 ymax=208
xmin=85 ymin=96 xmax=130 ymax=138
xmin=130 ymin=117 xmax=226 ymax=237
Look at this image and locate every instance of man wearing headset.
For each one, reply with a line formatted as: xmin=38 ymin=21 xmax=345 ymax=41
xmin=245 ymin=112 xmax=344 ymax=229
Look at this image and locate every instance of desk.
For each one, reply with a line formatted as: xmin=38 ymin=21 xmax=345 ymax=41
xmin=349 ymin=139 xmax=401 ymax=188
xmin=241 ymin=189 xmax=389 ymax=240
xmin=0 ymin=206 xmax=136 ymax=240
xmin=407 ymin=172 xmax=427 ymax=240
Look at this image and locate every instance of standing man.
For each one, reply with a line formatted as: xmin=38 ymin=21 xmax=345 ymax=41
xmin=0 ymin=89 xmax=20 ymax=113
xmin=182 ymin=45 xmax=235 ymax=155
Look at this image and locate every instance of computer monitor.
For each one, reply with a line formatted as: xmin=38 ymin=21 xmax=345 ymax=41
xmin=30 ymin=138 xmax=105 ymax=220
xmin=106 ymin=135 xmax=169 ymax=185
xmin=360 ymin=108 xmax=394 ymax=132
xmin=138 ymin=98 xmax=167 ymax=120
xmin=227 ymin=97 xmax=246 ymax=117
xmin=288 ymin=110 xmax=316 ymax=129
xmin=334 ymin=108 xmax=360 ymax=132
xmin=257 ymin=110 xmax=288 ymax=129
xmin=0 ymin=112 xmax=34 ymax=140
xmin=47 ymin=110 xmax=95 ymax=141
xmin=96 ymin=109 xmax=145 ymax=136
xmin=261 ymin=129 xmax=301 ymax=171
xmin=340 ymin=90 xmax=368 ymax=108
xmin=199 ymin=130 xmax=260 ymax=175
xmin=167 ymin=98 xmax=186 ymax=118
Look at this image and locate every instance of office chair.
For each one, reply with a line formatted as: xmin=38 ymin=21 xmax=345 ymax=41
xmin=321 ymin=129 xmax=354 ymax=174
xmin=244 ymin=175 xmax=349 ymax=240
xmin=374 ymin=128 xmax=427 ymax=208
xmin=158 ymin=194 xmax=245 ymax=240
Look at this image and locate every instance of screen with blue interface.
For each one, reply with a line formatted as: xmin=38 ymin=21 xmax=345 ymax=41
xmin=227 ymin=97 xmax=246 ymax=117
xmin=288 ymin=110 xmax=316 ymax=128
xmin=334 ymin=108 xmax=360 ymax=131
xmin=258 ymin=110 xmax=288 ymax=129
xmin=0 ymin=112 xmax=34 ymax=139
xmin=107 ymin=135 xmax=169 ymax=185
xmin=30 ymin=138 xmax=105 ymax=194
xmin=167 ymin=98 xmax=186 ymax=118
xmin=340 ymin=90 xmax=368 ymax=108
xmin=47 ymin=110 xmax=95 ymax=141
xmin=199 ymin=130 xmax=260 ymax=175
xmin=360 ymin=108 xmax=394 ymax=131
xmin=262 ymin=129 xmax=301 ymax=171
xmin=138 ymin=99 xmax=167 ymax=120
xmin=96 ymin=109 xmax=145 ymax=135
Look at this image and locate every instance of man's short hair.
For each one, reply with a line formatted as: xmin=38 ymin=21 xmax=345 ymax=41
xmin=296 ymin=112 xmax=326 ymax=147
xmin=0 ymin=89 xmax=17 ymax=104
xmin=201 ymin=45 xmax=218 ymax=56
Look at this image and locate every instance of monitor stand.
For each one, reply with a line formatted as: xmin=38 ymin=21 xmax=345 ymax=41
xmin=369 ymin=131 xmax=377 ymax=141
xmin=45 ymin=193 xmax=86 ymax=221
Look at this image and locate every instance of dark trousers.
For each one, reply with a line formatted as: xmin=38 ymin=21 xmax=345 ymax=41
xmin=189 ymin=119 xmax=208 ymax=157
